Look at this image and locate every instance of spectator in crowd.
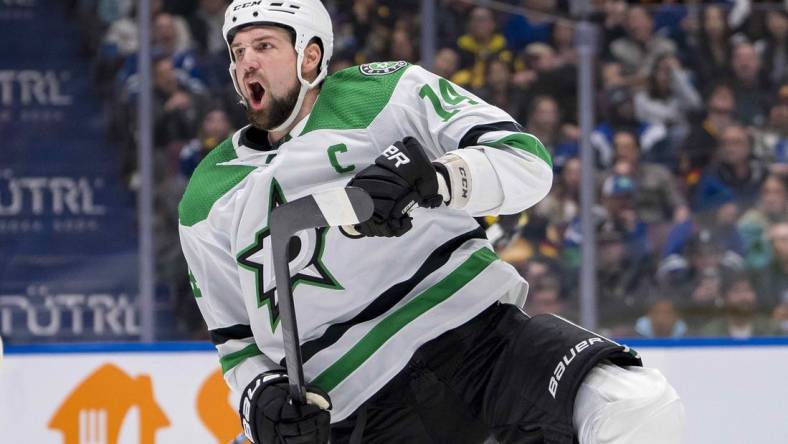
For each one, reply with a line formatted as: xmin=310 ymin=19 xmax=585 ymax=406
xmin=117 ymin=12 xmax=203 ymax=92
xmin=185 ymin=0 xmax=229 ymax=88
xmin=729 ymin=41 xmax=772 ymax=126
xmin=679 ymin=82 xmax=737 ymax=187
xmin=592 ymin=85 xmax=668 ymax=168
xmin=687 ymin=5 xmax=733 ymax=87
xmin=738 ymin=174 xmax=788 ymax=270
xmin=515 ymin=255 xmax=570 ymax=292
xmin=752 ymin=82 xmax=788 ymax=174
xmin=599 ymin=175 xmax=650 ymax=257
xmin=772 ymin=302 xmax=788 ymax=335
xmin=692 ymin=123 xmax=768 ymax=211
xmin=753 ymin=221 xmax=788 ymax=309
xmin=186 ymin=0 xmax=227 ymax=56
xmin=595 ymin=226 xmax=650 ymax=335
xmin=591 ymin=0 xmax=628 ymax=49
xmin=634 ymin=54 xmax=702 ymax=154
xmin=609 ymin=130 xmax=688 ymax=253
xmin=149 ymin=55 xmax=209 ymax=150
xmin=346 ymin=0 xmax=395 ymax=63
xmin=388 ymin=28 xmax=417 ymax=63
xmin=472 ymin=59 xmax=525 ymax=120
xmin=436 ymin=0 xmax=475 ymax=48
xmin=535 ymin=156 xmax=580 ymax=233
xmin=683 ymin=266 xmax=724 ymax=331
xmin=502 ymin=0 xmax=555 ymax=52
xmin=517 ymin=42 xmax=578 ymax=122
xmin=102 ymin=0 xmax=191 ymax=60
xmin=551 ymin=18 xmax=577 ymax=67
xmin=699 ymin=273 xmax=775 ymax=337
xmin=522 ymin=95 xmax=561 ymax=153
xmin=659 ymin=207 xmax=746 ymax=297
xmin=759 ymin=9 xmax=787 ymax=87
xmin=523 ymin=274 xmax=568 ymax=317
xmin=600 ymin=60 xmax=627 ymax=91
xmin=432 ymin=47 xmax=461 ymax=81
xmin=635 ymin=298 xmax=688 ymax=338
xmin=609 ymin=6 xmax=676 ymax=80
xmin=454 ymin=6 xmax=512 ymax=89
xmin=179 ymin=108 xmax=233 ymax=179
xmin=97 ymin=0 xmax=192 ymax=95
xmin=563 ymin=175 xmax=651 ymax=328
xmin=112 ymin=54 xmax=208 ymax=182
xmin=650 ymin=0 xmax=690 ymax=50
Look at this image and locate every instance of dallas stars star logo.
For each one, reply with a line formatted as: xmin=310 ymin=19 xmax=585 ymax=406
xmin=237 ymin=179 xmax=342 ymax=331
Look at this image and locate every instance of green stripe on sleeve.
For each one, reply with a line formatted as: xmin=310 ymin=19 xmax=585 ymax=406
xmin=312 ymin=247 xmax=498 ymax=391
xmin=480 ymin=133 xmax=552 ymax=168
xmin=220 ymin=343 xmax=262 ymax=374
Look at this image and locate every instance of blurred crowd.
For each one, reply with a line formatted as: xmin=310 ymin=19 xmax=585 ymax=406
xmin=68 ymin=0 xmax=788 ymax=339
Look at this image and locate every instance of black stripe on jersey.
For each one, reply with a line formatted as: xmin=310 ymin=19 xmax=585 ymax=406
xmin=299 ymin=227 xmax=487 ymax=364
xmin=210 ymin=324 xmax=254 ymax=345
xmin=457 ymin=121 xmax=524 ymax=148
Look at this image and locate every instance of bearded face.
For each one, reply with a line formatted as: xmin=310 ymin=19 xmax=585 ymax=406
xmin=230 ymin=25 xmax=302 ymax=131
xmin=246 ymin=79 xmax=300 ymax=130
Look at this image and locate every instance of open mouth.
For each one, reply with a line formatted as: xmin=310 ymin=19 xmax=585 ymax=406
xmin=247 ymin=81 xmax=265 ymax=107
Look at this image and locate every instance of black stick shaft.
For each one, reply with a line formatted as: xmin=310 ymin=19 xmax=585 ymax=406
xmin=268 ymin=188 xmax=373 ymax=404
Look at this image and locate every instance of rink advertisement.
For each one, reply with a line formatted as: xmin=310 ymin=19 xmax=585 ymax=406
xmin=0 ymin=1 xmax=139 ymax=342
xmin=0 ymin=345 xmax=241 ymax=443
xmin=2 ymin=340 xmax=788 ymax=444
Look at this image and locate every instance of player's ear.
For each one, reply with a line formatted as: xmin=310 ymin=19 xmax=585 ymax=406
xmin=301 ymin=39 xmax=322 ymax=82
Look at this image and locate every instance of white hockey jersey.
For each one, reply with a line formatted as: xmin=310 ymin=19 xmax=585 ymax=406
xmin=178 ymin=62 xmax=553 ymax=422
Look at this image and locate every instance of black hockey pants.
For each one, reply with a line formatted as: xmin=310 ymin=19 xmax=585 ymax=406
xmin=330 ymin=303 xmax=640 ymax=444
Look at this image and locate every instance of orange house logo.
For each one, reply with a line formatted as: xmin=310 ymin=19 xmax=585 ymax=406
xmin=48 ymin=364 xmax=170 ymax=444
xmin=196 ymin=369 xmax=242 ymax=443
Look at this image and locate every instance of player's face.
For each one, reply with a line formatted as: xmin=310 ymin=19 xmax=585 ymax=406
xmin=231 ymin=26 xmax=300 ymax=130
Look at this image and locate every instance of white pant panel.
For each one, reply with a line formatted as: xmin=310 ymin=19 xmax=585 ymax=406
xmin=573 ymin=361 xmax=685 ymax=444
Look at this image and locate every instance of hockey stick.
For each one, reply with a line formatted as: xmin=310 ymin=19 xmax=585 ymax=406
xmin=269 ymin=187 xmax=373 ymax=404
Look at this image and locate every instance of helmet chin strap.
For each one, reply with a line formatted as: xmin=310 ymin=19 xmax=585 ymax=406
xmin=269 ymin=49 xmax=322 ymax=134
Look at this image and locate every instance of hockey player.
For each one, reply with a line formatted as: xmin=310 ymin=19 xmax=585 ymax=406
xmin=178 ymin=1 xmax=685 ymax=443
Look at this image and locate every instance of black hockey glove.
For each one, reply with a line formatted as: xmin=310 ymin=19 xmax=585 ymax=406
xmin=348 ymin=137 xmax=444 ymax=237
xmin=240 ymin=371 xmax=331 ymax=444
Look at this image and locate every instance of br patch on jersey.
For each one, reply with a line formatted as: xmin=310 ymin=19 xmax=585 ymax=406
xmin=359 ymin=61 xmax=408 ymax=76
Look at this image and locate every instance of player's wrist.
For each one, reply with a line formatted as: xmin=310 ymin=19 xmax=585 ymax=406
xmin=433 ymin=162 xmax=451 ymax=205
xmin=433 ymin=152 xmax=472 ymax=210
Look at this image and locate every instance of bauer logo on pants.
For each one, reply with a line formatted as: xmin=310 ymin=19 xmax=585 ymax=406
xmin=548 ymin=337 xmax=603 ymax=398
xmin=48 ymin=364 xmax=170 ymax=444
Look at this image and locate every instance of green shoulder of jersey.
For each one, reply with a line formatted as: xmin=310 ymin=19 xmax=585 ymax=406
xmin=178 ymin=138 xmax=255 ymax=227
xmin=179 ymin=61 xmax=412 ymax=226
xmin=302 ymin=61 xmax=412 ymax=134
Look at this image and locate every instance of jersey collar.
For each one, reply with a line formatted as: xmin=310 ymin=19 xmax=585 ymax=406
xmin=236 ymin=113 xmax=311 ymax=153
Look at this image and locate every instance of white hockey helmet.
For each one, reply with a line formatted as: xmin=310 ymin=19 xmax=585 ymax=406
xmin=223 ymin=0 xmax=334 ymax=131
